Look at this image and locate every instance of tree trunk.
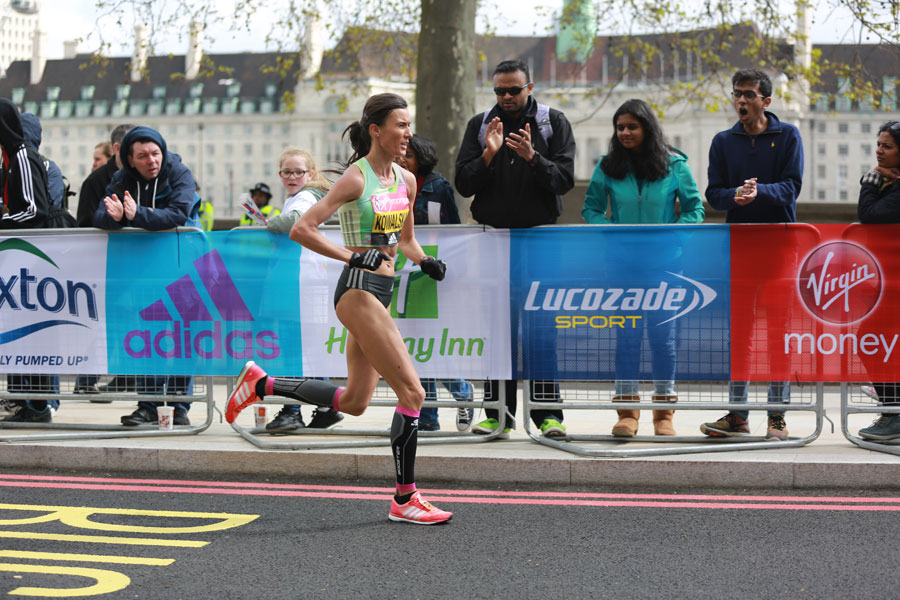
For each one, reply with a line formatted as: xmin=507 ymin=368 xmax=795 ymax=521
xmin=416 ymin=0 xmax=476 ymax=221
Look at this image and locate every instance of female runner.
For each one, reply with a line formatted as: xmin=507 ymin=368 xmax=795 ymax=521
xmin=225 ymin=93 xmax=452 ymax=525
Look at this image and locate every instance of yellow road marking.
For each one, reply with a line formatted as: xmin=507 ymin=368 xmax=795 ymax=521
xmin=0 ymin=550 xmax=173 ymax=565
xmin=0 ymin=563 xmax=130 ymax=597
xmin=0 ymin=531 xmax=207 ymax=547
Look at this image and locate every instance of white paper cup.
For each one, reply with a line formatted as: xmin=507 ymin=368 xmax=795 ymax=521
xmin=254 ymin=405 xmax=268 ymax=428
xmin=157 ymin=406 xmax=175 ymax=430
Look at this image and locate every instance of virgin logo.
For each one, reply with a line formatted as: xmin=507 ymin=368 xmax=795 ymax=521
xmin=797 ymin=241 xmax=882 ymax=324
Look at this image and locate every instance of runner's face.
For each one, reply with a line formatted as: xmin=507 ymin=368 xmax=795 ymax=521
xmin=374 ymin=108 xmax=412 ymax=159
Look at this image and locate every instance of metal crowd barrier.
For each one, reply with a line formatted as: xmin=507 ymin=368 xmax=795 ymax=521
xmin=841 ymin=382 xmax=900 ymax=456
xmin=0 ymin=374 xmax=216 ymax=442
xmin=227 ymin=377 xmax=506 ymax=449
xmin=523 ymin=380 xmax=824 ymax=457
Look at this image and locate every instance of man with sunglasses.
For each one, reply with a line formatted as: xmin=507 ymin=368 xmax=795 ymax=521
xmin=455 ymin=59 xmax=576 ymax=440
xmin=702 ymin=68 xmax=804 ymax=441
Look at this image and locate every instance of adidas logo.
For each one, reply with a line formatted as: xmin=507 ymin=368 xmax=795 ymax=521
xmin=123 ymin=249 xmax=281 ymax=361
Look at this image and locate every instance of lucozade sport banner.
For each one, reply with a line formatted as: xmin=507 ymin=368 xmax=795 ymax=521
xmin=730 ymin=223 xmax=900 ymax=382
xmin=509 ymin=225 xmax=731 ymax=381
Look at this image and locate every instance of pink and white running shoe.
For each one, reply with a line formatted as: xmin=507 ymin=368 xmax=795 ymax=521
xmin=225 ymin=361 xmax=268 ymax=423
xmin=389 ymin=491 xmax=453 ymax=525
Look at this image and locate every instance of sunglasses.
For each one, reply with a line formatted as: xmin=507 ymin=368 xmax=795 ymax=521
xmin=493 ymin=83 xmax=532 ymax=97
xmin=732 ymin=89 xmax=766 ymax=100
xmin=279 ymin=169 xmax=309 ymax=179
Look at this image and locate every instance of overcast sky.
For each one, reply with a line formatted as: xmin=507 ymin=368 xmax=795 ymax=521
xmin=46 ymin=0 xmax=865 ymax=60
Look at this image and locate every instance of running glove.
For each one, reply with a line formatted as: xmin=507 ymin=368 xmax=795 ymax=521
xmin=349 ymin=249 xmax=391 ymax=271
xmin=420 ymin=257 xmax=446 ymax=281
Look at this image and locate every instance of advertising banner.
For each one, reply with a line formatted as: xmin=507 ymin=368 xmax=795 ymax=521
xmin=510 ymin=225 xmax=731 ymax=381
xmin=104 ymin=230 xmax=303 ymax=376
xmin=0 ymin=233 xmax=108 ymax=374
xmin=731 ymin=223 xmax=900 ymax=382
xmin=299 ymin=226 xmax=512 ymax=379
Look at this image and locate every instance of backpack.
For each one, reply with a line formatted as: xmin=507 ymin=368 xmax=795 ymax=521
xmin=477 ymin=103 xmax=553 ymax=150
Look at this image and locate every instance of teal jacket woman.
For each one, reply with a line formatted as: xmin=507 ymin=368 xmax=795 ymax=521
xmin=582 ymin=149 xmax=703 ymax=224
xmin=580 ymin=98 xmax=704 ymax=439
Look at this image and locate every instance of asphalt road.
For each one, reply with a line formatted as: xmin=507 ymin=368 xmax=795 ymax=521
xmin=1 ymin=467 xmax=899 ymax=599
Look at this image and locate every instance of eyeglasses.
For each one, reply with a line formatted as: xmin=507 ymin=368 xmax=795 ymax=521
xmin=732 ymin=89 xmax=766 ymax=100
xmin=279 ymin=169 xmax=309 ymax=179
xmin=493 ymin=83 xmax=532 ymax=97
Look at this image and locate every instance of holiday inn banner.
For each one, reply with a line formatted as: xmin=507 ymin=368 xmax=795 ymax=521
xmin=2 ymin=225 xmax=899 ymax=381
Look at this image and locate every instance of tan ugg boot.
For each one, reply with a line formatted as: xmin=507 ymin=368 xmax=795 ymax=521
xmin=612 ymin=394 xmax=641 ymax=437
xmin=651 ymin=394 xmax=678 ymax=436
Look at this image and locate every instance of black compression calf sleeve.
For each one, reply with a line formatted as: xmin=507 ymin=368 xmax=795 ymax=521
xmin=390 ymin=410 xmax=418 ymax=486
xmin=271 ymin=378 xmax=341 ymax=408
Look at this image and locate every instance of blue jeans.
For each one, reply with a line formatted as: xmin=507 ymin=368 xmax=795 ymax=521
xmin=614 ymin=309 xmax=676 ymax=397
xmin=419 ymin=379 xmax=473 ymax=427
xmin=728 ymin=381 xmax=790 ymax=419
xmin=136 ymin=376 xmax=193 ymax=413
xmin=7 ymin=375 xmax=60 ymax=411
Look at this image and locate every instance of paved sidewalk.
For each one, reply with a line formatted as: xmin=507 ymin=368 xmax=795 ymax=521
xmin=2 ymin=382 xmax=899 ymax=489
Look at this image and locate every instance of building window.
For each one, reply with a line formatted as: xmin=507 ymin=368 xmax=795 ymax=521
xmin=262 ymin=143 xmax=272 ymax=156
xmin=128 ymin=100 xmax=146 ymax=116
xmin=243 ymin=124 xmax=253 ymax=135
xmin=166 ymin=99 xmax=181 ymax=115
xmin=263 ymin=124 xmax=273 ymax=135
xmin=147 ymin=99 xmax=163 ymax=116
xmin=202 ymin=98 xmax=218 ymax=115
xmin=817 ymin=144 xmax=825 ymax=156
xmin=264 ymin=83 xmax=277 ymax=98
xmin=225 ymin=144 xmax=233 ymax=157
xmin=80 ymin=85 xmax=95 ymax=101
xmin=115 ymin=84 xmax=131 ymax=100
xmin=152 ymin=85 xmax=166 ymax=99
xmin=189 ymin=82 xmax=204 ymax=98
xmin=75 ymin=100 xmax=91 ymax=117
xmin=838 ymin=165 xmax=848 ymax=180
xmin=817 ymin=189 xmax=826 ymax=200
xmin=184 ymin=98 xmax=201 ymax=115
xmin=46 ymin=86 xmax=60 ymax=101
xmin=838 ymin=144 xmax=849 ymax=157
xmin=838 ymin=123 xmax=848 ymax=134
xmin=240 ymin=99 xmax=256 ymax=114
xmin=816 ymin=165 xmax=826 ymax=178
xmin=259 ymin=99 xmax=275 ymax=114
xmin=817 ymin=122 xmax=826 ymax=133
xmin=206 ymin=144 xmax=215 ymax=157
xmin=244 ymin=163 xmax=252 ymax=177
xmin=861 ymin=144 xmax=872 ymax=157
xmin=861 ymin=164 xmax=871 ymax=177
xmin=839 ymin=189 xmax=848 ymax=201
xmin=93 ymin=100 xmax=108 ymax=117
xmin=206 ymin=163 xmax=214 ymax=177
xmin=226 ymin=82 xmax=241 ymax=97
xmin=243 ymin=143 xmax=252 ymax=155
xmin=862 ymin=123 xmax=872 ymax=134
xmin=11 ymin=87 xmax=24 ymax=104
xmin=263 ymin=164 xmax=273 ymax=176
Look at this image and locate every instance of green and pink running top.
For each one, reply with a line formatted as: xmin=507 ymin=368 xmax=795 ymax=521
xmin=339 ymin=158 xmax=410 ymax=247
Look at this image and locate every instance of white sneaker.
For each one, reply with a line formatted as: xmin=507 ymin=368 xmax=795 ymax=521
xmin=456 ymin=407 xmax=474 ymax=431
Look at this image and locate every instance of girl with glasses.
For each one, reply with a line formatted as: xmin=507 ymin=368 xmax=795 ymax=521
xmin=261 ymin=147 xmax=345 ymax=432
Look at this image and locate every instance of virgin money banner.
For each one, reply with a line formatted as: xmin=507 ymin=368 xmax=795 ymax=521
xmin=510 ymin=225 xmax=731 ymax=381
xmin=299 ymin=226 xmax=512 ymax=379
xmin=731 ymin=223 xmax=900 ymax=381
xmin=0 ymin=234 xmax=108 ymax=375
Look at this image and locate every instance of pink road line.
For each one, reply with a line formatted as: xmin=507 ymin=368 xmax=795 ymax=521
xmin=2 ymin=480 xmax=900 ymax=511
xmin=0 ymin=473 xmax=899 ymax=504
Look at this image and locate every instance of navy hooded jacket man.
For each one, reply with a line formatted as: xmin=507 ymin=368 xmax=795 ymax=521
xmin=93 ymin=126 xmax=198 ymax=230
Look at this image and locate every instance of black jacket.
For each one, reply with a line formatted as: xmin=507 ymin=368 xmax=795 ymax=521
xmin=77 ymin=155 xmax=117 ymax=227
xmin=454 ymin=96 xmax=576 ymax=228
xmin=0 ymin=99 xmax=50 ymax=229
